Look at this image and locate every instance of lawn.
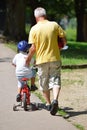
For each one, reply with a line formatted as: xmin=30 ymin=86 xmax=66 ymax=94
xmin=6 ymin=40 xmax=87 ymax=66
xmin=61 ymin=41 xmax=87 ymax=65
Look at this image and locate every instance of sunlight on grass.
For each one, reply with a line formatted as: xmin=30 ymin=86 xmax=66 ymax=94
xmin=26 ymin=24 xmax=31 ymax=34
xmin=5 ymin=42 xmax=17 ymax=52
xmin=34 ymin=91 xmax=46 ymax=103
xmin=61 ymin=41 xmax=87 ymax=65
xmin=58 ymin=108 xmax=69 ymax=118
xmin=66 ymin=28 xmax=76 ymax=41
xmin=74 ymin=124 xmax=84 ymax=130
xmin=61 ymin=57 xmax=87 ymax=65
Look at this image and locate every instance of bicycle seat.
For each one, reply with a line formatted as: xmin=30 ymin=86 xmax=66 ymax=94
xmin=21 ymin=78 xmax=29 ymax=81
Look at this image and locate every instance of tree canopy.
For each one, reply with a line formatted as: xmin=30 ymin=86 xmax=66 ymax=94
xmin=0 ymin=0 xmax=87 ymax=42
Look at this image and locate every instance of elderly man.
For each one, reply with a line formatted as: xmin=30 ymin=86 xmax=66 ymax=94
xmin=26 ymin=7 xmax=65 ymax=115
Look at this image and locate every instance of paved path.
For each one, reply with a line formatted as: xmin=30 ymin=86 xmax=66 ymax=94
xmin=0 ymin=42 xmax=77 ymax=130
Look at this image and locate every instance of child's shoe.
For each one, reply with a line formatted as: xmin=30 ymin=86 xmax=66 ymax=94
xmin=30 ymin=85 xmax=38 ymax=91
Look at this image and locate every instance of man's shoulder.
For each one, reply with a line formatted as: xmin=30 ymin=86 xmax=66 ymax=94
xmin=30 ymin=24 xmax=37 ymax=32
xmin=49 ymin=20 xmax=58 ymax=24
xmin=48 ymin=21 xmax=59 ymax=27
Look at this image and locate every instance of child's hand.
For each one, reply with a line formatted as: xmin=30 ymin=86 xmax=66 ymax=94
xmin=12 ymin=63 xmax=16 ymax=67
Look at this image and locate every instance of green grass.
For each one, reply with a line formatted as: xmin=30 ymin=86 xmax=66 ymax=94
xmin=66 ymin=28 xmax=76 ymax=41
xmin=6 ymin=41 xmax=17 ymax=52
xmin=57 ymin=108 xmax=70 ymax=118
xmin=74 ymin=124 xmax=85 ymax=130
xmin=6 ymin=41 xmax=87 ymax=66
xmin=34 ymin=91 xmax=46 ymax=103
xmin=26 ymin=24 xmax=31 ymax=34
xmin=61 ymin=41 xmax=87 ymax=65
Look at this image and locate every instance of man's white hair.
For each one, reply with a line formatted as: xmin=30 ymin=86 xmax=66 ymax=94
xmin=34 ymin=7 xmax=46 ymax=17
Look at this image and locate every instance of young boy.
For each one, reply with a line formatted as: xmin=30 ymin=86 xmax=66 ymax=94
xmin=12 ymin=40 xmax=37 ymax=102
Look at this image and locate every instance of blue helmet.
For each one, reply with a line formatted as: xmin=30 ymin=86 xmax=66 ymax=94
xmin=17 ymin=40 xmax=30 ymax=52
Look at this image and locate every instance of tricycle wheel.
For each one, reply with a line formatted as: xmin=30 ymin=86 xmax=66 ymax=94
xmin=23 ymin=93 xmax=27 ymax=111
xmin=13 ymin=104 xmax=17 ymax=111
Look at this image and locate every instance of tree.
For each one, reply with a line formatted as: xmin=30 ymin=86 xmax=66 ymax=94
xmin=4 ymin=0 xmax=27 ymax=41
xmin=83 ymin=14 xmax=87 ymax=41
xmin=27 ymin=0 xmax=40 ymax=26
xmin=0 ymin=0 xmax=87 ymax=42
xmin=74 ymin=0 xmax=87 ymax=42
xmin=41 ymin=0 xmax=87 ymax=42
xmin=0 ymin=0 xmax=6 ymax=32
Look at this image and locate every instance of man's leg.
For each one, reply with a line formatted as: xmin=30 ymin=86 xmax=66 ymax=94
xmin=43 ymin=90 xmax=51 ymax=111
xmin=49 ymin=61 xmax=61 ymax=115
xmin=53 ymin=86 xmax=61 ymax=100
xmin=43 ymin=90 xmax=51 ymax=104
xmin=50 ymin=86 xmax=61 ymax=115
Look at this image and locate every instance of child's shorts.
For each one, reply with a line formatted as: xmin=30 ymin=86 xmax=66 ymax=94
xmin=17 ymin=68 xmax=36 ymax=88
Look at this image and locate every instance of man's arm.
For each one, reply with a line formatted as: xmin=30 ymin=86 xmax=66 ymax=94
xmin=26 ymin=44 xmax=36 ymax=66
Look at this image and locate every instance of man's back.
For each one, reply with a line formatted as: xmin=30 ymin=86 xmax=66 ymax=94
xmin=29 ymin=20 xmax=61 ymax=64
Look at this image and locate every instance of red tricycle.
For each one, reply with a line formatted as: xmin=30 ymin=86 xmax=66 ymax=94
xmin=13 ymin=77 xmax=31 ymax=111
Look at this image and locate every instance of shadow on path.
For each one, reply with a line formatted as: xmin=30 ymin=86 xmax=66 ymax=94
xmin=0 ymin=57 xmax=12 ymax=62
xmin=60 ymin=107 xmax=87 ymax=118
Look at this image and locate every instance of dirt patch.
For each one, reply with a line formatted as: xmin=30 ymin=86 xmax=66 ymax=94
xmin=36 ymin=68 xmax=87 ymax=129
xmin=59 ymin=68 xmax=87 ymax=130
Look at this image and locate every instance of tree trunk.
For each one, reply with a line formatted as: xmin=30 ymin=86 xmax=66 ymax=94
xmin=4 ymin=0 xmax=27 ymax=41
xmin=74 ymin=0 xmax=86 ymax=42
xmin=83 ymin=14 xmax=87 ymax=42
xmin=76 ymin=14 xmax=84 ymax=42
xmin=28 ymin=0 xmax=40 ymax=26
xmin=0 ymin=0 xmax=6 ymax=32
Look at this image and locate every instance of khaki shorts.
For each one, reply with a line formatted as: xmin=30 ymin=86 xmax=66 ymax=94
xmin=37 ymin=61 xmax=61 ymax=91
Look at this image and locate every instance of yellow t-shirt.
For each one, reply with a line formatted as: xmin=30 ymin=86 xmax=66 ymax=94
xmin=28 ymin=20 xmax=65 ymax=65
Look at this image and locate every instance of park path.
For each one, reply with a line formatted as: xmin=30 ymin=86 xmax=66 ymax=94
xmin=0 ymin=41 xmax=77 ymax=130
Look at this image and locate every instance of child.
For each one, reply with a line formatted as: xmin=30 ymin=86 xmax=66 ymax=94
xmin=12 ymin=40 xmax=38 ymax=102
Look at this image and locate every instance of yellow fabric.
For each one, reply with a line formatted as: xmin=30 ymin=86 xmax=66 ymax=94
xmin=28 ymin=20 xmax=65 ymax=65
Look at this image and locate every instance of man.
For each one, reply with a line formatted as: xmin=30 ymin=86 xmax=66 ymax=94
xmin=26 ymin=7 xmax=66 ymax=115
